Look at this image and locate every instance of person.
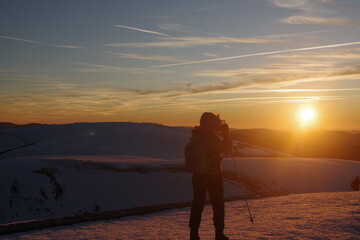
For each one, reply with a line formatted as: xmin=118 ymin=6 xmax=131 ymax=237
xmin=351 ymin=176 xmax=360 ymax=191
xmin=188 ymin=112 xmax=232 ymax=240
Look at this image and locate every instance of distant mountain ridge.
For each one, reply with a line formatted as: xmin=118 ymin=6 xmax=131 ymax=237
xmin=1 ymin=122 xmax=359 ymax=160
xmin=0 ymin=122 xmax=48 ymax=129
xmin=232 ymin=129 xmax=360 ymax=161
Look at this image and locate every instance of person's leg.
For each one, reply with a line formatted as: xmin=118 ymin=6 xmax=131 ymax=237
xmin=208 ymin=174 xmax=227 ymax=239
xmin=189 ymin=174 xmax=207 ymax=239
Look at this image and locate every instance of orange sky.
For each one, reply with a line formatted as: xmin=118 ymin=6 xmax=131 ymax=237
xmin=1 ymin=1 xmax=360 ymax=130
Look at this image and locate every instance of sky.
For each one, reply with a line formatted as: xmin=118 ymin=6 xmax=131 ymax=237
xmin=0 ymin=0 xmax=359 ymax=130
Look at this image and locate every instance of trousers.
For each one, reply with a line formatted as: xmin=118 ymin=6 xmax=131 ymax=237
xmin=189 ymin=173 xmax=225 ymax=231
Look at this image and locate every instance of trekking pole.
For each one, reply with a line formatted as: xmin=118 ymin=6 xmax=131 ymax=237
xmin=230 ymin=152 xmax=254 ymax=224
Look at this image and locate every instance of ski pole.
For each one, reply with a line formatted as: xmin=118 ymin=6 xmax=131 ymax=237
xmin=230 ymin=152 xmax=254 ymax=224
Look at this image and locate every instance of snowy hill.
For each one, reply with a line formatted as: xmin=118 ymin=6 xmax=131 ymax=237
xmin=0 ymin=122 xmax=359 ymax=228
xmin=0 ymin=122 xmax=190 ymax=159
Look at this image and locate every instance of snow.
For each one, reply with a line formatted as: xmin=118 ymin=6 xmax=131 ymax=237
xmin=0 ymin=122 xmax=360 ymax=238
xmin=0 ymin=122 xmax=286 ymax=225
xmin=2 ymin=155 xmax=358 ymax=225
xmin=0 ymin=157 xmax=193 ymax=224
xmin=222 ymin=157 xmax=360 ymax=194
xmin=2 ymin=191 xmax=359 ymax=240
xmin=0 ymin=122 xmax=191 ymax=160
xmin=0 ymin=122 xmax=275 ymax=160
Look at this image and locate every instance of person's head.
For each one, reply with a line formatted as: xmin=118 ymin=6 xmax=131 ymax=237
xmin=199 ymin=112 xmax=223 ymax=131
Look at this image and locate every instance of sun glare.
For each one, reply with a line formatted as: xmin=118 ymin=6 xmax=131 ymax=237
xmin=297 ymin=106 xmax=317 ymax=129
xmin=300 ymin=108 xmax=315 ymax=122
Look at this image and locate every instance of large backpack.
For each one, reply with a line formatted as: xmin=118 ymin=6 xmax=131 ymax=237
xmin=184 ymin=138 xmax=210 ymax=174
xmin=351 ymin=178 xmax=359 ymax=191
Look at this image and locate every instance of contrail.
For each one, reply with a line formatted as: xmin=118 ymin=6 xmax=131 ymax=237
xmin=0 ymin=35 xmax=84 ymax=49
xmin=152 ymin=41 xmax=360 ymax=68
xmin=114 ymin=24 xmax=171 ymax=37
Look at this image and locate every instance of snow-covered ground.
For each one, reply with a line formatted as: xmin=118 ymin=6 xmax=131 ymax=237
xmin=2 ymin=191 xmax=359 ymax=240
xmin=1 ymin=154 xmax=359 ymax=225
xmin=1 ymin=122 xmax=359 ymax=238
xmin=0 ymin=122 xmax=288 ymax=225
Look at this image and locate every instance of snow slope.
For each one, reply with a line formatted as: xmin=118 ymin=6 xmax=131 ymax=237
xmin=0 ymin=122 xmax=191 ymax=160
xmin=0 ymin=122 xmax=284 ymax=159
xmin=223 ymin=157 xmax=360 ymax=194
xmin=0 ymin=155 xmax=277 ymax=225
xmin=2 ymin=191 xmax=359 ymax=240
xmin=0 ymin=122 xmax=359 ymax=227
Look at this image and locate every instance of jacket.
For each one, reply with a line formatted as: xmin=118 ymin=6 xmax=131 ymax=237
xmin=190 ymin=126 xmax=232 ymax=175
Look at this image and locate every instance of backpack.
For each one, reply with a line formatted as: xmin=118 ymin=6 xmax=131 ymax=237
xmin=184 ymin=138 xmax=210 ymax=174
xmin=351 ymin=178 xmax=359 ymax=191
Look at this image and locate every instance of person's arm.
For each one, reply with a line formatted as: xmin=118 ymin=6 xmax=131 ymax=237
xmin=220 ymin=123 xmax=232 ymax=153
xmin=209 ymin=124 xmax=232 ymax=153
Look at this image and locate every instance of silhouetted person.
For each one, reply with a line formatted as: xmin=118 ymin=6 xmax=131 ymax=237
xmin=351 ymin=176 xmax=360 ymax=191
xmin=186 ymin=112 xmax=232 ymax=240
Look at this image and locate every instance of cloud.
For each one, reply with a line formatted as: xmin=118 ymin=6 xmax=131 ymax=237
xmin=269 ymin=52 xmax=360 ymax=60
xmin=3 ymin=67 xmax=358 ymax=121
xmin=0 ymin=35 xmax=85 ymax=49
xmin=105 ymin=36 xmax=281 ymax=48
xmin=136 ymin=96 xmax=330 ymax=110
xmin=185 ymin=96 xmax=325 ymax=104
xmin=227 ymin=87 xmax=360 ymax=94
xmin=168 ymin=36 xmax=275 ymax=44
xmin=72 ymin=62 xmax=172 ymax=74
xmin=157 ymin=23 xmax=184 ymax=31
xmin=0 ymin=73 xmax=63 ymax=84
xmin=179 ymin=3 xmax=245 ymax=13
xmin=0 ymin=69 xmax=13 ymax=73
xmin=270 ymin=0 xmax=310 ymax=9
xmin=190 ymin=62 xmax=360 ymax=91
xmin=114 ymin=25 xmax=172 ymax=37
xmin=141 ymin=15 xmax=199 ymax=25
xmin=269 ymin=0 xmax=334 ymax=14
xmin=101 ymin=51 xmax=187 ymax=62
xmin=0 ymin=90 xmax=128 ymax=120
xmin=203 ymin=53 xmax=219 ymax=58
xmin=280 ymin=16 xmax=360 ymax=26
xmin=120 ymin=63 xmax=360 ymax=98
xmin=152 ymin=41 xmax=360 ymax=67
xmin=258 ymin=29 xmax=335 ymax=40
xmin=120 ymin=94 xmax=353 ymax=115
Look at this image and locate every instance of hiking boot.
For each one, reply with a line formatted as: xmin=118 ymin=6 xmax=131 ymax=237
xmin=190 ymin=228 xmax=200 ymax=240
xmin=190 ymin=235 xmax=200 ymax=240
xmin=215 ymin=232 xmax=229 ymax=240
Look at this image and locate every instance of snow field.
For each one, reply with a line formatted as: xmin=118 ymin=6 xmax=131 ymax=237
xmin=1 ymin=154 xmax=359 ymax=224
xmin=2 ymin=191 xmax=359 ymax=240
xmin=1 ymin=122 xmax=360 ymax=238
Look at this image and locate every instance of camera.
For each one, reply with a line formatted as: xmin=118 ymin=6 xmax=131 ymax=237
xmin=218 ymin=122 xmax=229 ymax=133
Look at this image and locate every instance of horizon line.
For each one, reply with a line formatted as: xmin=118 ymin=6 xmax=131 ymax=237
xmin=1 ymin=121 xmax=358 ymax=132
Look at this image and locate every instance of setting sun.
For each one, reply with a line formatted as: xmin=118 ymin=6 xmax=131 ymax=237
xmin=297 ymin=106 xmax=317 ymax=129
xmin=300 ymin=108 xmax=316 ymax=122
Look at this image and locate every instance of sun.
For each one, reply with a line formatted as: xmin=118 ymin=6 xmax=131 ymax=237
xmin=297 ymin=107 xmax=317 ymax=128
xmin=300 ymin=108 xmax=315 ymax=122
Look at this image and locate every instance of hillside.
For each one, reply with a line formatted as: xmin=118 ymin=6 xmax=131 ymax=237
xmin=0 ymin=122 xmax=190 ymax=160
xmin=0 ymin=122 xmax=280 ymax=225
xmin=232 ymin=129 xmax=360 ymax=161
xmin=0 ymin=122 xmax=359 ymax=228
